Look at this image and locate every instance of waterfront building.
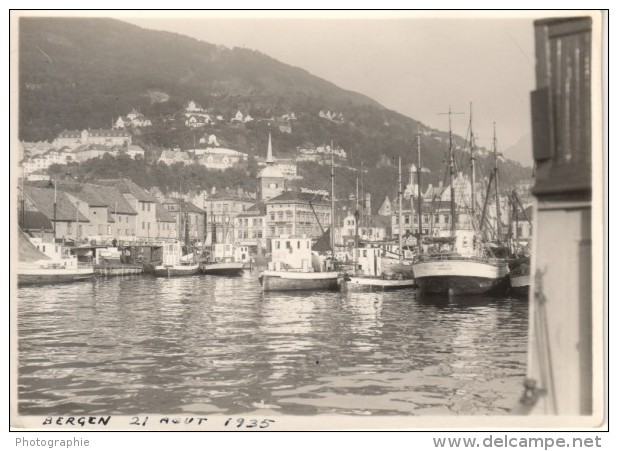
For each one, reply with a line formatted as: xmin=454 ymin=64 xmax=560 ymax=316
xmin=163 ymin=198 xmax=206 ymax=242
xmin=235 ymin=202 xmax=267 ymax=252
xmin=265 ymin=191 xmax=331 ymax=240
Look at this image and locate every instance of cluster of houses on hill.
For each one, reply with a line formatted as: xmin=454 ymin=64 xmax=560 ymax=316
xmin=296 ymin=143 xmax=347 ymax=162
xmin=19 ymin=129 xmax=145 ymax=180
xmin=318 ymin=110 xmax=345 ymax=123
xmin=113 ymin=109 xmax=152 ymax=129
xmin=181 ymin=100 xmax=296 ymax=134
xmin=156 ymin=133 xmax=300 ymax=178
xmin=18 ymin=133 xmax=531 ymax=258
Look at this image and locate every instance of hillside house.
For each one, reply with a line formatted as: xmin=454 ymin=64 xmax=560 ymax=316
xmin=54 ymin=129 xmax=131 ymax=149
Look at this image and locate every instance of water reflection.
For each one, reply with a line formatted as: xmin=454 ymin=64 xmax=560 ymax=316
xmin=17 ymin=275 xmax=527 ymax=416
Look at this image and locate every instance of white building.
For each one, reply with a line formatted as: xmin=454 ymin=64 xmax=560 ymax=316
xmin=54 ymin=129 xmax=131 ymax=149
xmin=126 ymin=144 xmax=145 ymax=159
xmin=158 ymin=149 xmax=192 ymax=166
xmin=195 ymin=147 xmax=247 ymax=170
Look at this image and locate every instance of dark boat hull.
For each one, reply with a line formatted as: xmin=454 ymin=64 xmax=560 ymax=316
xmin=415 ymin=275 xmax=510 ymax=295
xmin=200 ymin=262 xmax=244 ymax=276
xmin=413 ymin=258 xmax=510 ymax=295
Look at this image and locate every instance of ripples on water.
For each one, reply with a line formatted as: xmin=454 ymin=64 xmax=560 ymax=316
xmin=17 ymin=272 xmax=528 ymax=416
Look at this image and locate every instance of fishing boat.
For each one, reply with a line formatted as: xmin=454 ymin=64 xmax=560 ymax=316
xmin=260 ymin=154 xmax=340 ymax=292
xmin=508 ymin=256 xmax=530 ymax=297
xmin=343 ymin=246 xmax=416 ymax=291
xmin=413 ymin=107 xmax=509 ymax=295
xmin=17 ymin=230 xmax=94 ymax=286
xmin=259 ymin=236 xmax=340 ymax=292
xmin=506 ymin=190 xmax=532 ymax=297
xmin=200 ymin=244 xmax=244 ymax=276
xmin=153 ymin=207 xmax=200 ymax=277
xmin=342 ymin=158 xmax=415 ymax=291
xmin=153 ymin=241 xmax=200 ymax=277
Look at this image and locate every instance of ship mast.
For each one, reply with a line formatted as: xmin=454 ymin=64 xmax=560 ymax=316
xmin=398 ymin=156 xmax=403 ymax=264
xmin=416 ymin=124 xmax=422 ymax=253
xmin=437 ymin=107 xmax=464 ymax=241
xmin=492 ymin=122 xmax=502 ymax=242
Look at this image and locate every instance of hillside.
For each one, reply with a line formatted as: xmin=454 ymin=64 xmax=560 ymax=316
xmin=18 ymin=17 xmax=532 ymax=203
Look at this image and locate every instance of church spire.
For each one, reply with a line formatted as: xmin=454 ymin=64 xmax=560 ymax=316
xmin=266 ymin=132 xmax=274 ymax=164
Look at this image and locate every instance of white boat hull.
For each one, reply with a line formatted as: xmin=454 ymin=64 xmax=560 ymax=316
xmin=413 ymin=258 xmax=510 ymax=295
xmin=509 ymin=274 xmax=530 ymax=297
xmin=259 ymin=270 xmax=340 ymax=292
xmin=17 ymin=265 xmax=94 ymax=286
xmin=153 ymin=263 xmax=200 ymax=277
xmin=343 ymin=276 xmax=416 ymax=291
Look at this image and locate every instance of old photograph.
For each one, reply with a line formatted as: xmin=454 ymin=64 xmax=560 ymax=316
xmin=10 ymin=10 xmax=605 ymax=431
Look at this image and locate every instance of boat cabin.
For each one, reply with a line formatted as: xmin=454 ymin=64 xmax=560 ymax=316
xmin=269 ymin=236 xmax=314 ymax=272
xmin=354 ymin=247 xmax=382 ymax=276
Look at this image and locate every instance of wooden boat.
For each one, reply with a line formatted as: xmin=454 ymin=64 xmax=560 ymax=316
xmin=343 ymin=273 xmax=416 ymax=291
xmin=17 ymin=231 xmax=94 ymax=286
xmin=260 ymin=269 xmax=340 ymax=292
xmin=199 ymin=245 xmax=244 ymax=276
xmin=200 ymin=260 xmax=244 ymax=276
xmin=413 ymin=109 xmax=510 ymax=296
xmin=153 ymin=241 xmax=200 ymax=277
xmin=508 ymin=257 xmax=530 ymax=298
xmin=343 ymin=160 xmax=415 ymax=292
xmin=259 ymin=237 xmax=340 ymax=292
xmin=413 ymin=251 xmax=510 ymax=295
xmin=153 ymin=262 xmax=200 ymax=277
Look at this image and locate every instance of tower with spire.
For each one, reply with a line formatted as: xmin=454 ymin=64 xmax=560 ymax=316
xmin=256 ymin=133 xmax=285 ymax=201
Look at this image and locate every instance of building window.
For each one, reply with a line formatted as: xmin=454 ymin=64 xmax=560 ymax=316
xmin=270 ymin=213 xmax=275 ymax=221
xmin=275 ymin=241 xmax=280 ymax=249
xmin=142 ymin=221 xmax=145 ymax=230
xmin=286 ymin=241 xmax=291 ymax=249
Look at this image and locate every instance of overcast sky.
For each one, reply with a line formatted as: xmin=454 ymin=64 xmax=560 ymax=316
xmin=122 ymin=12 xmax=561 ymax=160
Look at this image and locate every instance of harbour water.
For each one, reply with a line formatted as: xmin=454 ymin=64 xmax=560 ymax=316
xmin=17 ymin=272 xmax=528 ymax=416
